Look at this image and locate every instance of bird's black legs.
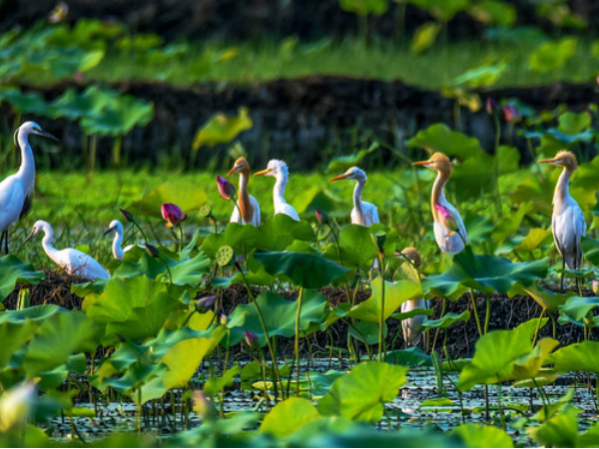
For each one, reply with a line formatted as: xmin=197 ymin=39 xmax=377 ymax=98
xmin=0 ymin=231 xmax=7 ymax=256
xmin=561 ymin=257 xmax=565 ymax=292
xmin=0 ymin=231 xmax=4 ymax=256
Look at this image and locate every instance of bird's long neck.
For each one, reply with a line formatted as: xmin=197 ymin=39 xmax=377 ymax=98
xmin=431 ymin=171 xmax=449 ymax=221
xmin=554 ymin=167 xmax=574 ymax=207
xmin=16 ymin=132 xmax=36 ymax=193
xmin=238 ymin=170 xmax=254 ymax=223
xmin=273 ymin=173 xmax=288 ymax=208
xmin=41 ymin=227 xmax=60 ymax=262
xmin=112 ymin=230 xmax=125 ymax=260
xmin=353 ymin=179 xmax=365 ymax=225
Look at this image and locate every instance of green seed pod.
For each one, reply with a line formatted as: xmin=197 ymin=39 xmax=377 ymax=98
xmin=199 ymin=204 xmax=213 ymax=218
xmin=216 ymin=245 xmax=235 ymax=267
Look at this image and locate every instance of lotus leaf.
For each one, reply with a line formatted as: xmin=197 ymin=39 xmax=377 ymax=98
xmin=529 ymin=37 xmax=577 ymax=73
xmin=204 ymin=365 xmax=241 ymax=396
xmin=421 ymin=310 xmax=470 ymax=329
xmin=254 ymin=214 xmax=316 ymax=251
xmin=410 ymin=22 xmax=441 ymax=54
xmin=409 ymin=0 xmax=469 ymax=22
xmin=549 ymin=341 xmax=599 ymax=374
xmin=0 ymin=256 xmax=44 ymax=302
xmin=468 ymin=0 xmax=516 ymax=26
xmin=192 ymin=107 xmax=252 ymax=150
xmin=130 ymin=181 xmax=208 ymax=217
xmin=48 ymin=86 xmax=117 ymax=121
xmin=322 ymin=224 xmax=378 ymax=268
xmin=260 ymin=398 xmax=321 ymax=438
xmin=0 ymin=88 xmax=48 ymax=115
xmin=253 ymin=251 xmax=349 ymax=288
xmin=581 ymin=236 xmax=599 ymax=267
xmin=385 ymin=346 xmax=433 ymax=367
xmin=324 ymin=142 xmax=379 ymax=174
xmin=80 ymin=94 xmax=153 ymax=137
xmin=452 ymin=424 xmax=514 ymax=448
xmin=529 ymin=407 xmax=579 ymax=448
xmin=509 ymin=338 xmax=559 ymax=381
xmin=559 ymin=296 xmax=599 ymax=322
xmin=347 ymin=278 xmax=421 ymax=322
xmin=201 ymin=223 xmax=261 ymax=259
xmin=513 ymin=283 xmax=574 ymax=313
xmin=317 ymin=362 xmax=407 ymax=423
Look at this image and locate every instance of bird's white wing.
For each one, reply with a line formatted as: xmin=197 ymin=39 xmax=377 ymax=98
xmin=276 ymin=203 xmax=300 ymax=221
xmin=229 ymin=199 xmax=242 ymax=224
xmin=363 ymin=201 xmax=379 ymax=226
xmin=249 ymin=195 xmax=261 ymax=226
xmin=0 ymin=176 xmax=25 ymax=231
xmin=63 ymin=249 xmax=110 ymax=281
xmin=573 ymin=204 xmax=586 ymax=268
xmin=434 ymin=200 xmax=467 ymax=254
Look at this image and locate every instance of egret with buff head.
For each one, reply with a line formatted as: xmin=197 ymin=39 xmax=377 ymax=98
xmin=0 ymin=122 xmax=58 ymax=255
xmin=24 ymin=220 xmax=110 ymax=281
xmin=254 ymin=159 xmax=300 ymax=221
xmin=329 ymin=166 xmax=379 ymax=227
xmin=412 ymin=153 xmax=468 ymax=254
xmin=539 ymin=150 xmax=587 ymax=291
xmin=227 ymin=157 xmax=261 ymax=226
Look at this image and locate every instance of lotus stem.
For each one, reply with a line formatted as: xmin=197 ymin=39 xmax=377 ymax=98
xmin=484 ymin=293 xmax=491 ymax=335
xmin=469 ymin=289 xmax=483 ymax=338
xmin=432 ymin=298 xmax=447 ymax=352
xmin=378 ymin=253 xmax=386 ymax=362
xmin=294 ymin=288 xmax=305 ymax=396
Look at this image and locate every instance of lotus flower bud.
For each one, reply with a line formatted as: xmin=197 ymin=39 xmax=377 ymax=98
xmin=120 ymin=208 xmax=135 ymax=223
xmin=315 ymin=209 xmax=329 ymax=225
xmin=503 ymin=105 xmax=521 ymax=123
xmin=145 ymin=243 xmax=160 ymax=258
xmin=196 ymin=295 xmax=217 ymax=313
xmin=216 ymin=176 xmax=236 ymax=201
xmin=485 ymin=98 xmax=498 ymax=115
xmin=0 ymin=382 xmax=37 ymax=432
xmin=161 ymin=203 xmax=188 ymax=228
xmin=244 ymin=330 xmax=260 ymax=349
xmin=220 ymin=314 xmax=228 ymax=326
xmin=192 ymin=391 xmax=215 ymax=420
xmin=436 ymin=204 xmax=459 ymax=233
xmin=593 ymin=280 xmax=599 ymax=296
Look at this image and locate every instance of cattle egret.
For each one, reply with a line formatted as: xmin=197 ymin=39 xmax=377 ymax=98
xmin=103 ymin=220 xmax=135 ymax=261
xmin=0 ymin=122 xmax=58 ymax=255
xmin=539 ymin=150 xmax=587 ymax=290
xmin=254 ymin=159 xmax=300 ymax=221
xmin=412 ymin=153 xmax=468 ymax=254
xmin=24 ymin=220 xmax=110 ymax=281
xmin=330 ymin=167 xmax=379 ymax=226
xmin=398 ymin=247 xmax=428 ymax=346
xmin=227 ymin=157 xmax=261 ymax=226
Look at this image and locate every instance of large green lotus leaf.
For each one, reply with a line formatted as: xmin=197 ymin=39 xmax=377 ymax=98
xmin=410 ymin=22 xmax=441 ymax=54
xmin=228 ymin=291 xmax=327 ymax=346
xmin=468 ymin=0 xmax=516 ymax=26
xmin=509 ymin=176 xmax=553 ymax=215
xmin=512 ymin=283 xmax=574 ymax=313
xmin=0 ymin=88 xmax=48 ymax=115
xmin=192 ymin=107 xmax=252 ymax=150
xmin=0 ymin=320 xmax=38 ymax=368
xmin=457 ymin=318 xmax=545 ymax=391
xmin=211 ymin=263 xmax=275 ymax=288
xmin=510 ymin=338 xmax=559 ymax=381
xmin=48 ymin=85 xmax=117 ymax=121
xmin=453 ymin=60 xmax=508 ymax=88
xmin=492 ymin=201 xmax=534 ymax=246
xmin=255 ymin=214 xmax=316 ymax=250
xmin=508 ymin=228 xmax=553 ymax=254
xmin=421 ymin=310 xmax=470 ymax=329
xmin=23 ymin=311 xmax=99 ymax=376
xmin=201 ymin=223 xmax=261 ymax=259
xmin=322 ymin=224 xmax=378 ymax=269
xmin=558 ymin=296 xmax=599 ymax=322
xmin=80 ymin=94 xmax=153 ymax=136
xmin=260 ymin=398 xmax=321 ymax=438
xmin=581 ymin=236 xmax=599 ymax=267
xmin=129 ymin=180 xmax=208 ymax=217
xmin=0 ymin=255 xmax=45 ymax=302
xmin=385 ymin=346 xmax=433 ymax=367
xmin=530 ymin=407 xmax=579 ymax=448
xmin=463 ymin=215 xmax=493 ymax=246
xmin=497 ymin=145 xmax=521 ymax=174
xmin=407 ymin=123 xmax=482 ymax=160
xmin=48 ymin=48 xmax=104 ymax=78
xmin=324 ymin=143 xmax=378 ymax=174
xmin=578 ymin=422 xmax=599 ymax=448
xmin=422 ymin=246 xmax=547 ymax=296
xmin=548 ymin=341 xmax=599 ymax=374
xmin=0 ymin=304 xmax=64 ymax=324
xmin=347 ymin=278 xmax=421 ymax=322
xmin=529 ymin=37 xmax=577 ymax=73
xmin=317 ymin=362 xmax=407 ymax=423
xmin=349 ymin=320 xmax=387 ymax=345
xmin=452 ymin=424 xmax=514 ymax=448
xmin=253 ymin=251 xmax=349 ymax=288
xmin=203 ymin=364 xmax=241 ymax=397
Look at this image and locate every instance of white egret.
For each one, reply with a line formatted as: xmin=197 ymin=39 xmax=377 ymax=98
xmin=103 ymin=220 xmax=135 ymax=261
xmin=24 ymin=221 xmax=110 ymax=281
xmin=397 ymin=247 xmax=428 ymax=346
xmin=254 ymin=159 xmax=300 ymax=221
xmin=227 ymin=157 xmax=261 ymax=226
xmin=0 ymin=122 xmax=58 ymax=255
xmin=329 ymin=167 xmax=379 ymax=226
xmin=539 ymin=150 xmax=587 ymax=290
xmin=412 ymin=153 xmax=468 ymax=254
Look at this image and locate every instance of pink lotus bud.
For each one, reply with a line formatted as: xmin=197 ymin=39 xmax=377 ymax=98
xmin=485 ymin=98 xmax=498 ymax=115
xmin=216 ymin=176 xmax=236 ymax=201
xmin=161 ymin=203 xmax=188 ymax=228
xmin=196 ymin=295 xmax=217 ymax=313
xmin=503 ymin=105 xmax=521 ymax=123
xmin=315 ymin=209 xmax=329 ymax=225
xmin=435 ymin=204 xmax=459 ymax=233
xmin=244 ymin=330 xmax=260 ymax=349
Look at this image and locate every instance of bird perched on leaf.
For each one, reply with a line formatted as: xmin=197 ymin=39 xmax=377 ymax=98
xmin=398 ymin=247 xmax=428 ymax=347
xmin=254 ymin=159 xmax=300 ymax=221
xmin=0 ymin=122 xmax=58 ymax=255
xmin=539 ymin=150 xmax=587 ymax=291
xmin=412 ymin=153 xmax=467 ymax=254
xmin=24 ymin=221 xmax=110 ymax=281
xmin=227 ymin=157 xmax=261 ymax=226
xmin=330 ymin=167 xmax=379 ymax=227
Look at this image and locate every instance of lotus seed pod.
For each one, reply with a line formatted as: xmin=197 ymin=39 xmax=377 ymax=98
xmin=216 ymin=245 xmax=235 ymax=267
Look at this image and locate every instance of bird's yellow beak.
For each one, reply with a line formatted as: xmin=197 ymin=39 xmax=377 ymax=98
xmin=227 ymin=166 xmax=239 ymax=176
xmin=412 ymin=160 xmax=432 ymax=166
xmin=254 ymin=168 xmax=272 ymax=177
xmin=329 ymin=173 xmax=350 ymax=182
xmin=538 ymin=157 xmax=557 ymax=164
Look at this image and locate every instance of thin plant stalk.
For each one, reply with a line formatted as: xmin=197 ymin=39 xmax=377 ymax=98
xmin=469 ymin=289 xmax=483 ymax=338
xmin=378 ymin=252 xmax=386 ymax=362
xmin=294 ymin=287 xmax=304 ymax=396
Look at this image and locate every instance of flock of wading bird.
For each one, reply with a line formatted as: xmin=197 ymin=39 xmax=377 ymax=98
xmin=0 ymin=121 xmax=588 ymax=345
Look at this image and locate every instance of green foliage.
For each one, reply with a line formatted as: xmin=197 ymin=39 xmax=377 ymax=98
xmin=0 ymin=256 xmax=44 ymax=303
xmin=347 ymin=278 xmax=421 ymax=322
xmin=339 ymin=0 xmax=389 ymax=16
xmin=260 ymin=398 xmax=321 ymax=437
xmin=192 ymin=107 xmax=253 ymax=150
xmin=452 ymin=424 xmax=514 ymax=448
xmin=410 ymin=22 xmax=442 ymax=54
xmin=529 ymin=37 xmax=578 ymax=72
xmin=325 ymin=142 xmax=379 ymax=174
